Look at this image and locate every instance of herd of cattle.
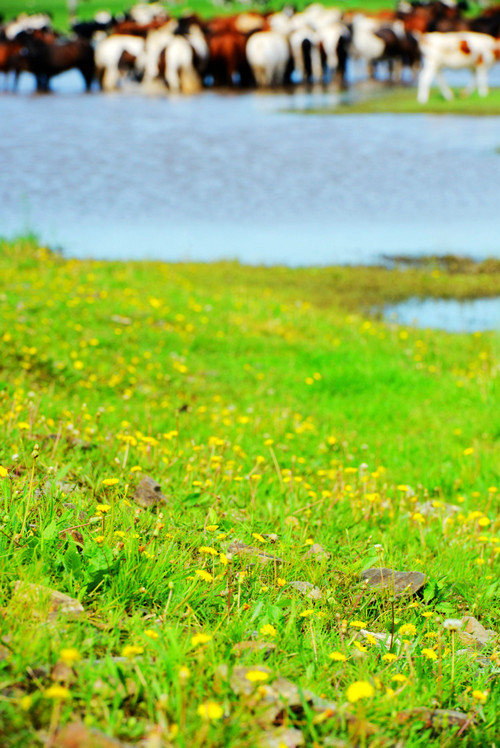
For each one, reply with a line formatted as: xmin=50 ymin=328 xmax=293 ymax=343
xmin=2 ymin=1 xmax=500 ymax=102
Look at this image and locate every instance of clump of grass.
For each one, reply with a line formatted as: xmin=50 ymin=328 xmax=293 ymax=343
xmin=0 ymin=237 xmax=499 ymax=746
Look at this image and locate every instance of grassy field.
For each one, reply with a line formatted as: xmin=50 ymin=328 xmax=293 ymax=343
xmin=289 ymin=86 xmax=500 ymax=116
xmin=0 ymin=236 xmax=499 ymax=747
xmin=0 ymin=0 xmax=391 ymax=30
xmin=0 ymin=0 xmax=487 ymax=30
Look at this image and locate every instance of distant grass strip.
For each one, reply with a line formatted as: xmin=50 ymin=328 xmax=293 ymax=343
xmin=287 ymin=85 xmax=500 ymax=116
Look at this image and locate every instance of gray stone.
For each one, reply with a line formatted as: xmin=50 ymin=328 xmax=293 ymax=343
xmin=360 ymin=567 xmax=426 ymax=597
xmin=133 ymin=476 xmax=169 ymax=509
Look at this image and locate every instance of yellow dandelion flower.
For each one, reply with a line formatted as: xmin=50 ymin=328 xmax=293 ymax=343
xmin=102 ymin=478 xmax=119 ymax=486
xmin=299 ymin=609 xmax=315 ymax=618
xmin=94 ymin=535 xmax=105 ymax=545
xmin=353 ymin=641 xmax=367 ymax=653
xmin=328 ymin=651 xmax=347 ymax=662
xmin=206 ymin=525 xmax=219 ymax=532
xmin=96 ymin=503 xmax=111 ymax=514
xmin=392 ymin=674 xmax=408 ymax=683
xmin=472 ymin=690 xmax=488 ymax=703
xmin=45 ymin=685 xmax=71 ymax=700
xmin=179 ymin=666 xmax=191 ymax=680
xmin=478 ymin=517 xmax=491 ymax=527
xmin=346 ymin=681 xmax=374 ymax=703
xmin=121 ymin=645 xmax=144 ymax=658
xmin=198 ymin=546 xmax=218 ymax=556
xmin=277 ymin=578 xmax=286 ymax=587
xmin=245 ymin=670 xmax=269 ymax=683
xmin=196 ymin=569 xmax=214 ymax=583
xmin=349 ymin=620 xmax=366 ymax=629
xmin=59 ymin=648 xmax=81 ymax=665
xmin=252 ymin=533 xmax=266 ymax=543
xmin=144 ymin=630 xmax=159 ymax=640
xmin=398 ymin=624 xmax=417 ymax=637
xmin=421 ymin=648 xmax=438 ymax=661
xmin=0 ymin=466 xmax=8 ymax=478
xmin=260 ymin=624 xmax=277 ymax=638
xmin=382 ymin=653 xmax=398 ymax=662
xmin=197 ymin=701 xmax=223 ymax=720
xmin=191 ymin=633 xmax=212 ymax=647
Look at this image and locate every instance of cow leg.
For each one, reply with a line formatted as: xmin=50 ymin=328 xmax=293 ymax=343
xmin=476 ymin=65 xmax=489 ymax=97
xmin=436 ymin=70 xmax=454 ymax=100
xmin=417 ymin=63 xmax=435 ymax=103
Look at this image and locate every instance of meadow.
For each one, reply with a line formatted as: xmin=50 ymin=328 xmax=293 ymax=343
xmin=0 ymin=237 xmax=499 ymax=747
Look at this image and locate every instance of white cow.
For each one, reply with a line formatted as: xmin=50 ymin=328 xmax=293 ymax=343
xmin=246 ymin=31 xmax=290 ymax=87
xmin=95 ymin=35 xmax=146 ymax=91
xmin=161 ymin=35 xmax=202 ymax=94
xmin=418 ymin=32 xmax=500 ymax=103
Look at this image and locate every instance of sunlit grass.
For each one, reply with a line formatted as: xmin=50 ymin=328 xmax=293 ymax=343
xmin=0 ymin=237 xmax=498 ymax=746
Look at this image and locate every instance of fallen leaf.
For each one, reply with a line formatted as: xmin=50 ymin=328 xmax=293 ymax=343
xmin=289 ymin=581 xmax=322 ymax=600
xmin=360 ymin=568 xmax=426 ymax=597
xmin=133 ymin=476 xmax=169 ymax=509
xmin=10 ymin=582 xmax=84 ymax=621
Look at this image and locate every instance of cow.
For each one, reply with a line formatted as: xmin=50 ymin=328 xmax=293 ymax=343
xmin=246 ymin=30 xmax=291 ymax=87
xmin=417 ymin=31 xmax=500 ymax=103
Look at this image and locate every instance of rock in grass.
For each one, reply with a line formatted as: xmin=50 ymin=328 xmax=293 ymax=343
xmin=227 ymin=540 xmax=283 ymax=566
xmin=303 ymin=543 xmax=331 ymax=562
xmin=11 ymin=582 xmax=84 ymax=621
xmin=458 ymin=615 xmax=497 ymax=650
xmin=360 ymin=568 xmax=426 ymax=597
xmin=54 ymin=722 xmax=133 ymax=747
xmin=397 ymin=707 xmax=470 ymax=729
xmin=133 ymin=476 xmax=169 ymax=509
xmin=289 ymin=580 xmax=322 ymax=600
xmin=258 ymin=727 xmax=305 ymax=747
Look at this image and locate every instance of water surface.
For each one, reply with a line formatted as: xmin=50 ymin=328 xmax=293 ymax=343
xmin=2 ymin=74 xmax=500 ymax=266
xmin=382 ymin=297 xmax=500 ymax=332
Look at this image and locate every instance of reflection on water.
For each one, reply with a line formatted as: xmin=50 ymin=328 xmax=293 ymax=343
xmin=2 ymin=76 xmax=500 ymax=265
xmin=382 ymin=297 xmax=500 ymax=332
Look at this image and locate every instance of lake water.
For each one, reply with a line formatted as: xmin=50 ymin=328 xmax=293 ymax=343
xmin=2 ymin=69 xmax=500 ymax=267
xmin=382 ymin=297 xmax=500 ymax=332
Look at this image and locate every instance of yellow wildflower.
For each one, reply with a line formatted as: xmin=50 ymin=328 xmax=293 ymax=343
xmin=121 ymin=645 xmax=144 ymax=658
xmin=0 ymin=466 xmax=8 ymax=478
xmin=197 ymin=701 xmax=223 ymax=720
xmin=245 ymin=670 xmax=269 ymax=683
xmin=392 ymin=674 xmax=408 ymax=683
xmin=328 ymin=652 xmax=347 ymax=662
xmin=198 ymin=546 xmax=218 ymax=556
xmin=96 ymin=503 xmax=111 ymax=514
xmin=346 ymin=681 xmax=374 ymax=703
xmin=349 ymin=620 xmax=366 ymax=629
xmin=144 ymin=630 xmax=159 ymax=640
xmin=260 ymin=624 xmax=277 ymax=638
xmin=191 ymin=633 xmax=212 ymax=646
xmin=59 ymin=648 xmax=81 ymax=665
xmin=45 ymin=685 xmax=71 ymax=700
xmin=252 ymin=533 xmax=266 ymax=543
xmin=421 ymin=648 xmax=438 ymax=661
xmin=196 ymin=569 xmax=213 ymax=583
xmin=398 ymin=624 xmax=417 ymax=637
xmin=382 ymin=653 xmax=398 ymax=662
xmin=472 ymin=690 xmax=488 ymax=703
xmin=102 ymin=478 xmax=119 ymax=486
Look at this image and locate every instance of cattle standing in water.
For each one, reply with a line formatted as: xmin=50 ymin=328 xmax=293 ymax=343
xmin=418 ymin=31 xmax=500 ymax=102
xmin=14 ymin=35 xmax=95 ymax=92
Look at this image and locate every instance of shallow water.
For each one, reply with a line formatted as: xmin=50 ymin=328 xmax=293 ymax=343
xmin=2 ymin=70 xmax=500 ymax=267
xmin=382 ymin=297 xmax=500 ymax=332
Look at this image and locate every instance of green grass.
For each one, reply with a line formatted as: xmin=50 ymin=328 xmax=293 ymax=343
xmin=0 ymin=0 xmax=391 ymax=31
xmin=0 ymin=237 xmax=499 ymax=747
xmin=287 ymin=85 xmax=500 ymax=116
